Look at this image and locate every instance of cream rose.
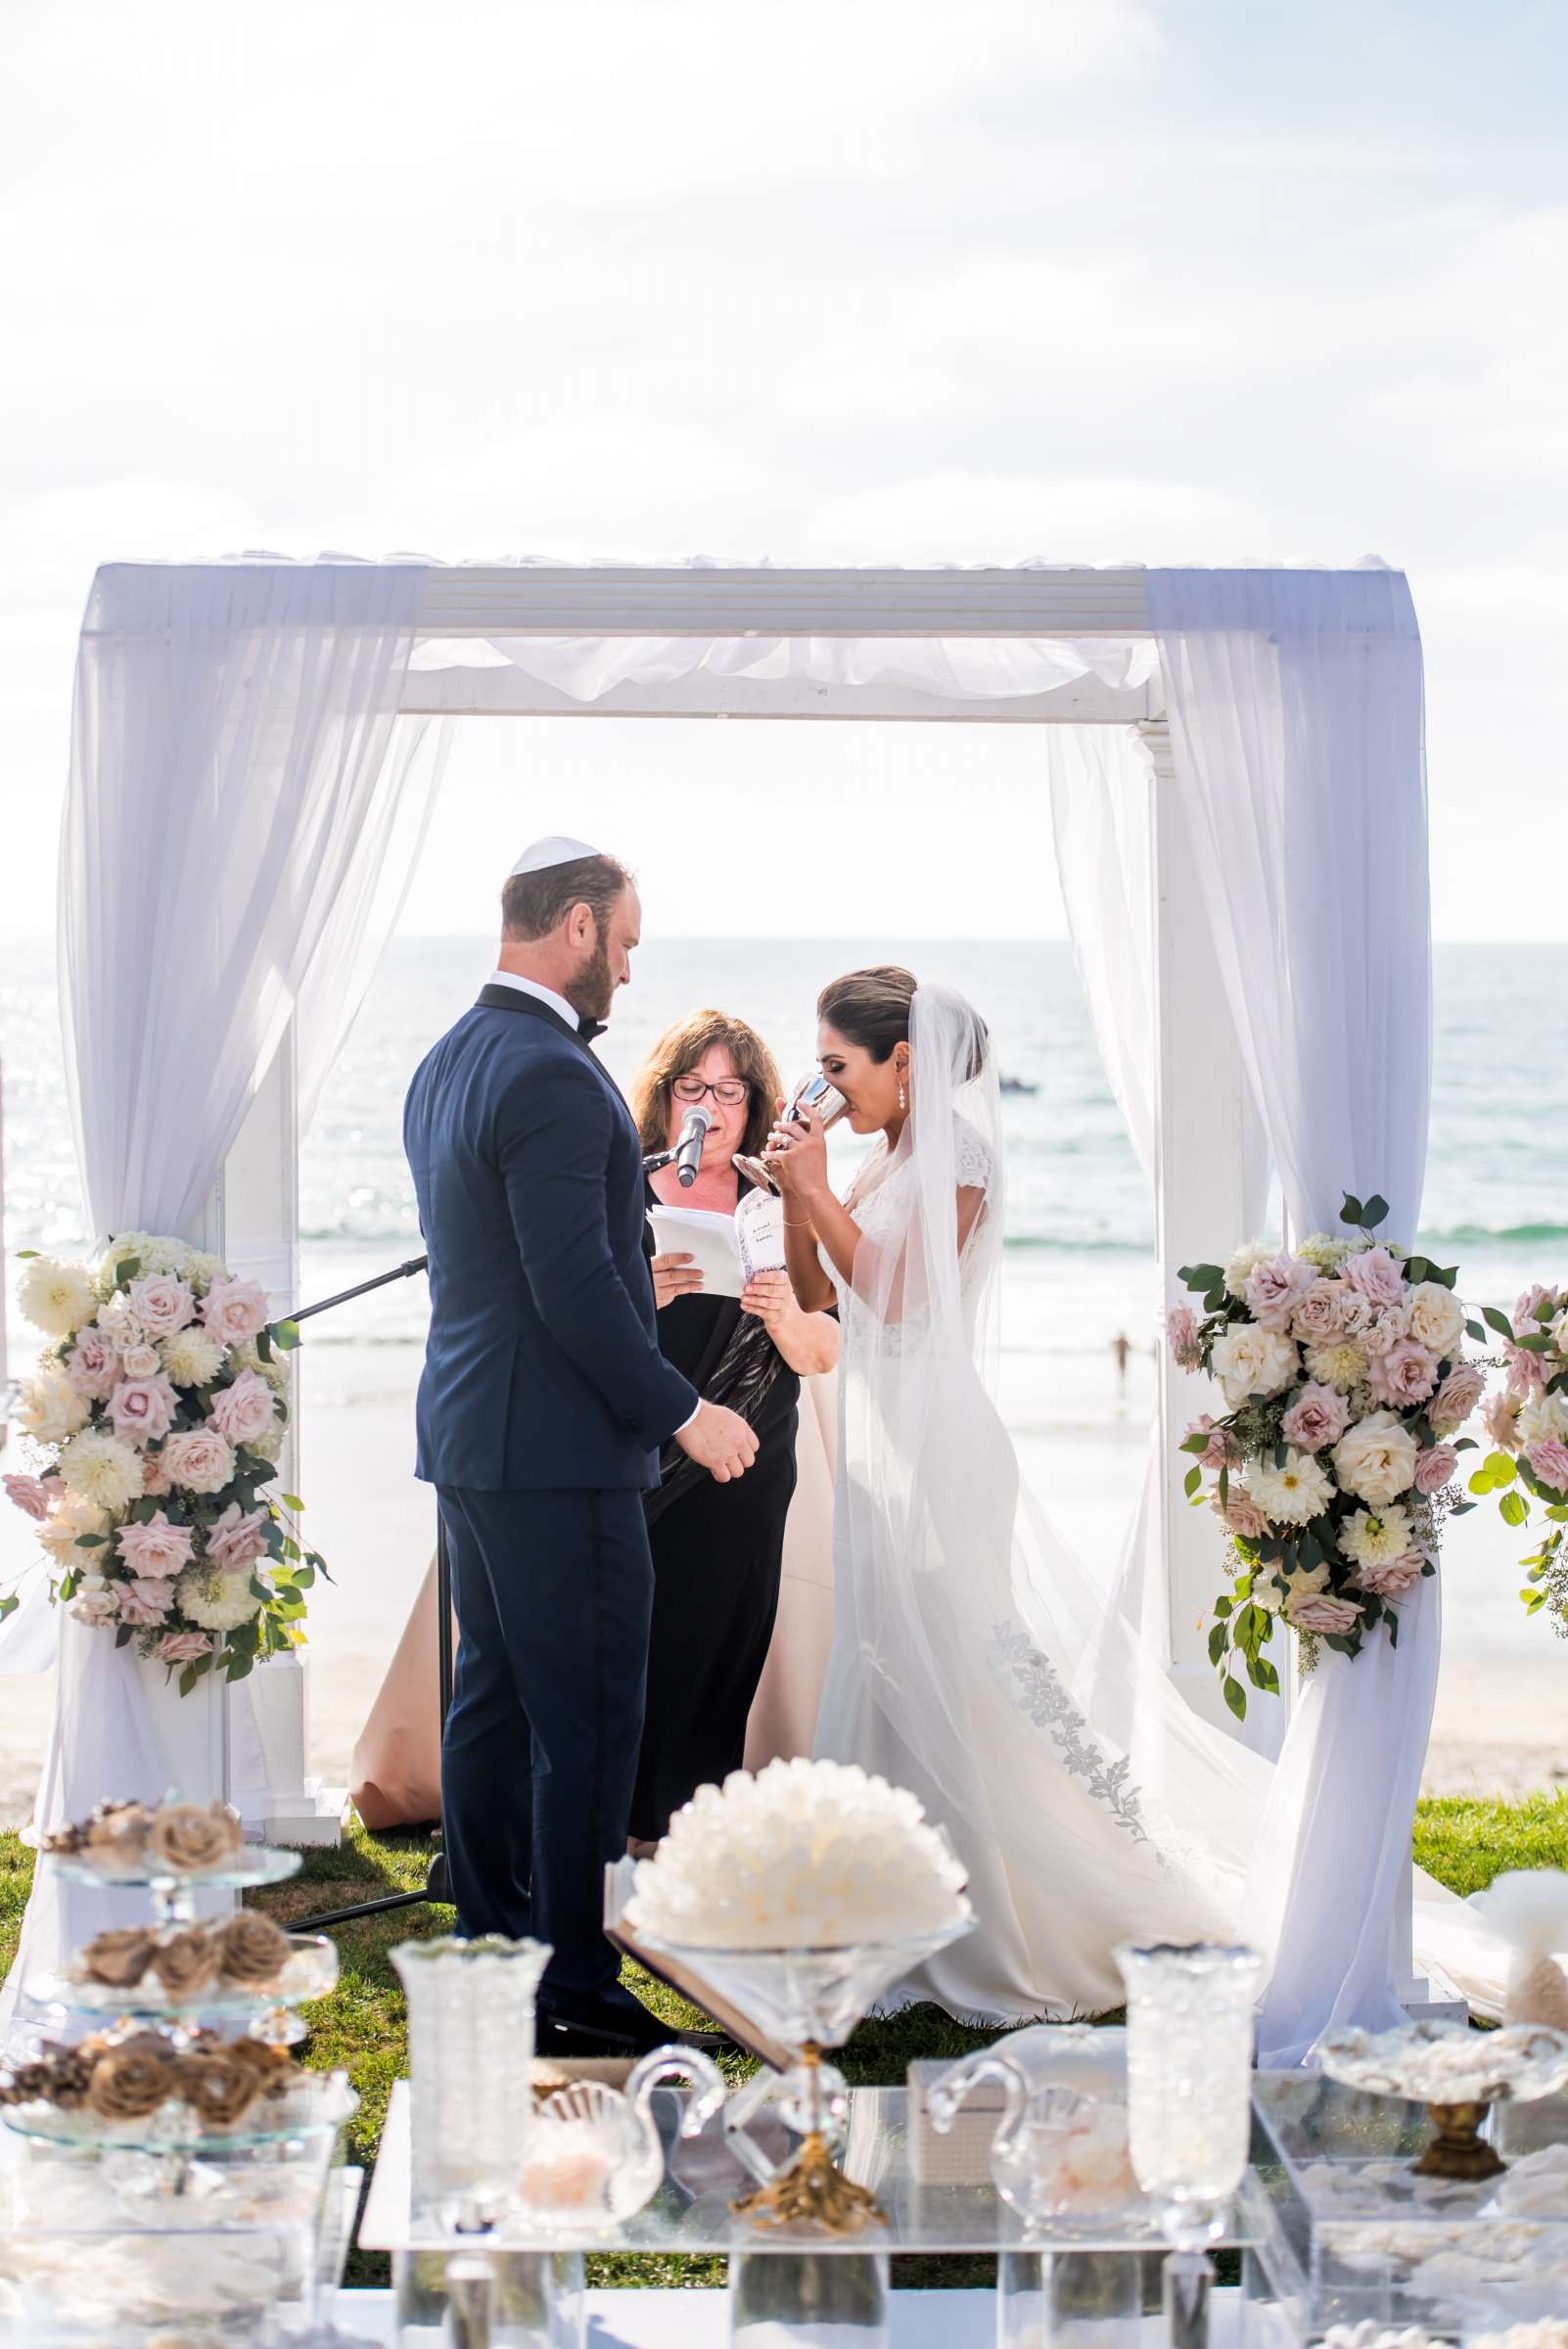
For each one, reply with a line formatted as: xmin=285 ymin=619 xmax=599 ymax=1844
xmin=1519 ymin=1392 xmax=1568 ymax=1451
xmin=1284 ymin=1589 xmax=1364 ymax=1636
xmin=1404 ymin=1281 xmax=1466 ymax=1360
xmin=16 ymin=1365 xmax=92 ymax=1445
xmin=1209 ymin=1322 xmax=1300 ymax=1406
xmin=1291 ymin=1279 xmax=1348 ymax=1343
xmin=1332 ymin=1409 xmax=1420 ymax=1508
xmin=1428 ymin=1363 xmax=1485 ymax=1435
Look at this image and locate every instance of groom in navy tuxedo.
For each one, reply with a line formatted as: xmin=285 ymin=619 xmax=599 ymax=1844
xmin=405 ymin=837 xmax=758 ymax=2050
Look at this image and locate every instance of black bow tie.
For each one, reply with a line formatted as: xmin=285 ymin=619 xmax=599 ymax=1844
xmin=578 ymin=1015 xmax=606 ymax=1043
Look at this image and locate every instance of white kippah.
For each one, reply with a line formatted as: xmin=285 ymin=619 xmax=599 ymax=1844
xmin=508 ymin=834 xmax=603 ymax=878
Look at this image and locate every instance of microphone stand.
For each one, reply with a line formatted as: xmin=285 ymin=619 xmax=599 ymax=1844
xmin=282 ymin=1254 xmax=456 ymax=1933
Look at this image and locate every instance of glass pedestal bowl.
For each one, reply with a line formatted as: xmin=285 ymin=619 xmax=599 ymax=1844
xmin=637 ymin=1922 xmax=972 ymax=2234
xmin=1314 ymin=2021 xmax=1568 ymax=2183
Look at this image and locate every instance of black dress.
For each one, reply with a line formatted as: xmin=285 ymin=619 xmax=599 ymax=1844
xmin=629 ymin=1183 xmax=801 ymax=1840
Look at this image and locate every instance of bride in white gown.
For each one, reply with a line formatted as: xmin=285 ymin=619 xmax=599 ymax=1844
xmin=764 ymin=967 xmax=1266 ymax=2023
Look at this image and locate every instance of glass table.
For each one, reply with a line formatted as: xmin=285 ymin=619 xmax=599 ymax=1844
xmin=1244 ymin=2071 xmax=1568 ymax=2344
xmin=361 ymin=2081 xmax=1254 ymax=2347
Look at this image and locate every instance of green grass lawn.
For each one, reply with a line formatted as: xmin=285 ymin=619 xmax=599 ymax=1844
xmin=2 ymin=1796 xmax=1563 ymax=2292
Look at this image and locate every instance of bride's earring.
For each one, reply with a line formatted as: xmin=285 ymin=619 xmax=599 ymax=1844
xmin=898 ymin=1077 xmax=907 ymax=1113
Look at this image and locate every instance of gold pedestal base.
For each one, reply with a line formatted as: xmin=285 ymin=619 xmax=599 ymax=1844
xmin=731 ymin=2131 xmax=889 ymax=2234
xmin=1412 ymin=2098 xmax=1505 ymax=2182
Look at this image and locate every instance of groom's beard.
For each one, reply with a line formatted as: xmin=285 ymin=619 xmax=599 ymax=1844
xmin=564 ymin=932 xmax=614 ymax=1027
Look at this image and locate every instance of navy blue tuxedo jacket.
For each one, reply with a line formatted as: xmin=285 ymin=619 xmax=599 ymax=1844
xmin=405 ymin=985 xmax=699 ymax=1491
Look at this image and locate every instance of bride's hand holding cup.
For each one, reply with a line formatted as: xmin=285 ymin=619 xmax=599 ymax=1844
xmin=761 ymin=1101 xmax=830 ymax=1207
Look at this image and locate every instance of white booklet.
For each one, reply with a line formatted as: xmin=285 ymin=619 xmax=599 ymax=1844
xmin=648 ymin=1189 xmax=786 ymax=1302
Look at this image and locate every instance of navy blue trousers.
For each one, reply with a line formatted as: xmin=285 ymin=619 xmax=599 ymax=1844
xmin=436 ymin=1485 xmax=654 ymax=2004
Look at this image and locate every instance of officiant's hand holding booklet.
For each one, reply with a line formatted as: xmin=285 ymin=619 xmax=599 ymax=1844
xmin=647 ymin=1188 xmax=789 ymax=1305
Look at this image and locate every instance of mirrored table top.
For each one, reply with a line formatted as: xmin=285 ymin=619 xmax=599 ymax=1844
xmin=361 ymin=2082 xmax=1256 ymax=2258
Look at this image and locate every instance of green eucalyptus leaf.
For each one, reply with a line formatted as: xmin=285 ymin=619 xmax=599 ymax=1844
xmin=1222 ymin=1674 xmax=1248 ymax=1722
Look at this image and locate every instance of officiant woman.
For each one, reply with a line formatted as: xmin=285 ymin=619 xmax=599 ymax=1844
xmin=631 ymin=1011 xmax=840 ymax=1847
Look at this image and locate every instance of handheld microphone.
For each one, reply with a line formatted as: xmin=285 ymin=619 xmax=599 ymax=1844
xmin=673 ymin=1104 xmax=714 ymax=1187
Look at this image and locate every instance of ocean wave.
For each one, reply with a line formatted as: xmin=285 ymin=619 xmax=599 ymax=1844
xmin=1417 ymin=1222 xmax=1568 ymax=1249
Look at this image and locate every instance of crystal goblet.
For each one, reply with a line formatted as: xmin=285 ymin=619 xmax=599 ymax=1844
xmin=1115 ymin=1940 xmax=1264 ymax=2349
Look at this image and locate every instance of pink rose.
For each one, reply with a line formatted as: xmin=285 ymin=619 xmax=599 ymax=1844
xmin=1429 ymin=1363 xmax=1485 ymax=1435
xmin=1291 ymin=1279 xmax=1347 ymax=1342
xmin=1166 ymin=1305 xmax=1202 ymax=1370
xmin=116 ymin=1511 xmax=197 ymax=1579
xmin=208 ymin=1370 xmax=276 ymax=1451
xmin=1526 ymin=1437 xmax=1568 ymax=1496
xmin=4 ymin=1472 xmax=52 ymax=1522
xmin=142 ymin=1449 xmax=174 ymax=1497
xmin=1483 ymin=1388 xmax=1524 ymax=1453
xmin=156 ymin=1629 xmax=216 ymax=1664
xmin=117 ymin=1578 xmax=174 ymax=1628
xmin=1186 ymin=1414 xmax=1241 ymax=1472
xmin=1361 ymin=1312 xmax=1405 ymax=1360
xmin=200 ymin=1277 xmax=270 ymax=1349
xmin=107 ymin=1372 xmax=180 ymax=1449
xmin=1366 ymin=1340 xmax=1440 ymax=1409
xmin=1244 ymin=1253 xmax=1316 ymax=1331
xmin=65 ymin=1325 xmax=121 ymax=1401
xmin=1515 ymin=1283 xmax=1555 ymax=1336
xmin=1213 ymin=1486 xmax=1268 ymax=1541
xmin=161 ymin=1429 xmax=236 ymax=1496
xmin=1344 ymin=1246 xmax=1406 ymax=1309
xmin=127 ymin=1272 xmax=195 ymax=1339
xmin=1413 ymin=1442 xmax=1459 ymax=1496
xmin=1284 ymin=1589 xmax=1364 ymax=1635
xmin=1355 ymin=1550 xmax=1427 ymax=1599
xmin=204 ymin=1501 xmax=269 ymax=1572
xmin=1504 ymin=1340 xmax=1549 ymax=1397
xmin=1280 ymin=1381 xmax=1352 ymax=1452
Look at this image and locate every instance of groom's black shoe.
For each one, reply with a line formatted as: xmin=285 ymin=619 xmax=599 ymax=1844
xmin=537 ymin=1981 xmax=726 ymax=2058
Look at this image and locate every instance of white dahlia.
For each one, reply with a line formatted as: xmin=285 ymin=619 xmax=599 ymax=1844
xmin=1209 ymin=1322 xmax=1299 ymax=1406
xmin=1304 ymin=1337 xmax=1370 ymax=1396
xmin=236 ymin=1342 xmax=294 ymax=1397
xmin=18 ymin=1256 xmax=99 ymax=1339
xmin=245 ymin=1419 xmax=286 ymax=1463
xmin=175 ymin=1561 xmax=267 ymax=1634
xmin=99 ymin=1232 xmax=191 ymax=1284
xmin=1339 ymin=1503 xmax=1415 ymax=1570
xmin=159 ymin=1326 xmax=228 ymax=1390
xmin=1248 ymin=1448 xmax=1334 ymax=1527
xmin=56 ymin=1429 xmax=146 ymax=1514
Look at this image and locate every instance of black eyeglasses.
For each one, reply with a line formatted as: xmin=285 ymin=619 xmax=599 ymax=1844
xmin=671 ymin=1074 xmax=751 ymax=1107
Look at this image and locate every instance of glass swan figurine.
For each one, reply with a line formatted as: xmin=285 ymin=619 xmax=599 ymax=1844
xmin=516 ymin=2047 xmax=727 ymax=2231
xmin=928 ymin=2024 xmax=1142 ymax=2229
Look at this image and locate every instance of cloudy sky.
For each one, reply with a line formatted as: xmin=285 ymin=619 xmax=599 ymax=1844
xmin=3 ymin=0 xmax=1563 ymax=940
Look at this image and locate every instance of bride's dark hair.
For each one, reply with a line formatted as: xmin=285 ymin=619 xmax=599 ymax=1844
xmin=817 ymin=966 xmax=988 ymax=1082
xmin=816 ymin=966 xmax=917 ymax=1061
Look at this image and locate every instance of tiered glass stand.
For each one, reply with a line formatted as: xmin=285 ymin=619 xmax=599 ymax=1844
xmin=0 ymin=1846 xmax=358 ymax=2344
xmin=1244 ymin=2070 xmax=1568 ymax=2344
xmin=362 ymin=2080 xmax=1254 ymax=2347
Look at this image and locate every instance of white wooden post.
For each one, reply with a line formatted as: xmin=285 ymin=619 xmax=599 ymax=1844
xmin=1143 ymin=721 xmax=1289 ymax=1759
xmin=218 ymin=1023 xmax=341 ymax=1845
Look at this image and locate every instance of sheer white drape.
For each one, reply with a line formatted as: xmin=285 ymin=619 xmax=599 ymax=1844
xmin=2 ymin=562 xmax=448 ymax=2041
xmin=1146 ymin=566 xmax=1436 ymax=2064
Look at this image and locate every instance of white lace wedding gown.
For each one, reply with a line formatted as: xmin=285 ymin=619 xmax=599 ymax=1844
xmin=811 ymin=986 xmax=1261 ymax=2023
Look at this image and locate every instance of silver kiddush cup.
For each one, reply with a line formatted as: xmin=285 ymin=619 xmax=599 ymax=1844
xmin=736 ymin=1068 xmax=850 ymax=1191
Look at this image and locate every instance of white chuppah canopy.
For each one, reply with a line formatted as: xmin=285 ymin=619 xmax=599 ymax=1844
xmin=5 ymin=555 xmax=1499 ymax=2060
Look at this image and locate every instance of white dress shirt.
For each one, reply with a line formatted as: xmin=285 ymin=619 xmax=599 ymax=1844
xmin=484 ymin=969 xmax=702 ymax=1437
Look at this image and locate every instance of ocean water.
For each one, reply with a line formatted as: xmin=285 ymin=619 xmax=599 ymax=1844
xmin=2 ymin=936 xmax=1566 ymax=1671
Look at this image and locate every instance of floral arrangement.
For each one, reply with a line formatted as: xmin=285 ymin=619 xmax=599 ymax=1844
xmin=1166 ymin=1193 xmax=1484 ymax=1719
xmin=623 ymin=1757 xmax=971 ymax=1949
xmin=3 ymin=1235 xmax=325 ymax=1694
xmin=1467 ymin=1282 xmax=1568 ymax=1635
